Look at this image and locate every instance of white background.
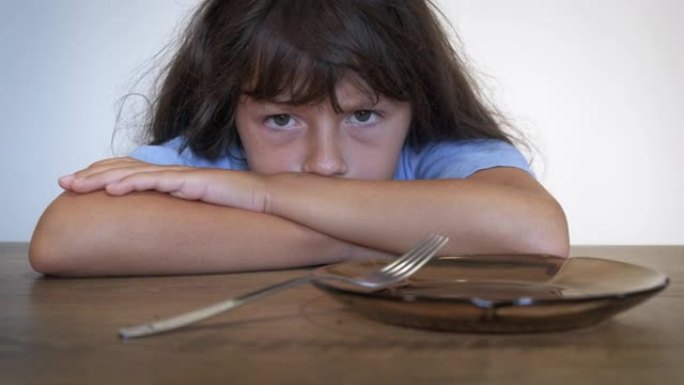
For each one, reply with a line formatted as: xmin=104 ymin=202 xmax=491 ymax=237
xmin=1 ymin=0 xmax=682 ymax=244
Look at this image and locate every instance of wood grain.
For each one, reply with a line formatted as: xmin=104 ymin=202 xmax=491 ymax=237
xmin=1 ymin=243 xmax=682 ymax=384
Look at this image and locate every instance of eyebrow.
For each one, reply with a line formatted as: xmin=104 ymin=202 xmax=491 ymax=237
xmin=257 ymin=94 xmax=385 ymax=111
xmin=338 ymin=95 xmax=383 ymax=111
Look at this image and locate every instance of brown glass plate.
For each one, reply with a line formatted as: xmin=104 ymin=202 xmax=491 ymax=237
xmin=312 ymin=255 xmax=669 ymax=333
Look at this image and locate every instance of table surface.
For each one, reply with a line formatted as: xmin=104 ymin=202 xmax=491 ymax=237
xmin=1 ymin=243 xmax=682 ymax=385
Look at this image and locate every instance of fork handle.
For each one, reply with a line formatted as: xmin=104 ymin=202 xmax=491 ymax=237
xmin=118 ymin=275 xmax=316 ymax=339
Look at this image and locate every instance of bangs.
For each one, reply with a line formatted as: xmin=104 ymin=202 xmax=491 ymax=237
xmin=243 ymin=41 xmax=365 ymax=109
xmin=238 ymin=1 xmax=412 ymax=109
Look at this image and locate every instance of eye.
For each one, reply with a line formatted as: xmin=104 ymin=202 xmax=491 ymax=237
xmin=354 ymin=110 xmax=372 ymax=122
xmin=349 ymin=110 xmax=380 ymax=125
xmin=265 ymin=114 xmax=296 ymax=129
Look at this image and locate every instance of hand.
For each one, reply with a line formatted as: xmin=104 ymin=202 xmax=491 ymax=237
xmin=59 ymin=157 xmax=268 ymax=212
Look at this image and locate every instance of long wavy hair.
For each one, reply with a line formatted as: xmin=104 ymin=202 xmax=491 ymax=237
xmin=145 ymin=0 xmax=518 ymax=160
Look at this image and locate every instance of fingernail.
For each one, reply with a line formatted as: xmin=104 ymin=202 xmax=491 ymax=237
xmin=59 ymin=174 xmax=74 ymax=183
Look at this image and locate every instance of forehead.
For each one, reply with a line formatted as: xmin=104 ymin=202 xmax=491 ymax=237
xmin=248 ymin=76 xmax=382 ymax=110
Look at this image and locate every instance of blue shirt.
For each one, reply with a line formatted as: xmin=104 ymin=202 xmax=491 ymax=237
xmin=129 ymin=137 xmax=531 ymax=180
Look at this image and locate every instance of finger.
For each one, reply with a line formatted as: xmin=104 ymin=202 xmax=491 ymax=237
xmin=69 ymin=166 xmax=166 ymax=193
xmin=59 ymin=160 xmax=135 ymax=185
xmin=88 ymin=156 xmax=136 ymax=167
xmin=58 ymin=174 xmax=75 ymax=191
xmin=67 ymin=157 xmax=150 ymax=181
xmin=105 ymin=171 xmax=196 ymax=198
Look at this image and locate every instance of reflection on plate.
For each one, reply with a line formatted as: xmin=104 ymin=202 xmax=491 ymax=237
xmin=312 ymin=255 xmax=669 ymax=333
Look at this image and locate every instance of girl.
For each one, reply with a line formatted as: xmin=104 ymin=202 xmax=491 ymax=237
xmin=29 ymin=0 xmax=569 ymax=276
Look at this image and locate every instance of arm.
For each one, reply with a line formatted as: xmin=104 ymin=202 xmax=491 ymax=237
xmin=57 ymin=158 xmax=569 ymax=266
xmin=265 ymin=167 xmax=569 ymax=257
xmin=29 ymin=191 xmax=391 ymax=276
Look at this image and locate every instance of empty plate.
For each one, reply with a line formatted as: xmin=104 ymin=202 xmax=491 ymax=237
xmin=312 ymin=254 xmax=669 ymax=333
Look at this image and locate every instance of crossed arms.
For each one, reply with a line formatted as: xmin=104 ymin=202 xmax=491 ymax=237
xmin=29 ymin=158 xmax=569 ymax=276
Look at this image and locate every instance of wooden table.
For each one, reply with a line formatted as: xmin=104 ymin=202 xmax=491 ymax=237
xmin=1 ymin=243 xmax=682 ymax=385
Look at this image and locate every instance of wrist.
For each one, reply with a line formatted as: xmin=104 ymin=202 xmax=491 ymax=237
xmin=260 ymin=172 xmax=302 ymax=215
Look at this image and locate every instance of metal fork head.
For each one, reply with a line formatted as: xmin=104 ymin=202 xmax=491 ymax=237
xmin=357 ymin=234 xmax=449 ymax=289
xmin=380 ymin=234 xmax=448 ymax=275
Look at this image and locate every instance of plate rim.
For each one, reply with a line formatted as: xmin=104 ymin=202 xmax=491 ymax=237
xmin=312 ymin=255 xmax=670 ymax=309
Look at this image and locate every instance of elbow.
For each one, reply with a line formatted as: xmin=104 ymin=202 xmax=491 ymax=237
xmin=29 ymin=227 xmax=74 ymax=276
xmin=29 ymin=195 xmax=73 ymax=275
xmin=525 ymin=199 xmax=570 ymax=258
xmin=530 ymin=229 xmax=570 ymax=259
xmin=28 ymin=192 xmax=98 ymax=276
xmin=28 ymin=232 xmax=61 ymax=276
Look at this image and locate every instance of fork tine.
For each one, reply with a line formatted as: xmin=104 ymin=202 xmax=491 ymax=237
xmin=382 ymin=235 xmax=443 ymax=275
xmin=395 ymin=236 xmax=448 ymax=278
xmin=382 ymin=234 xmax=445 ymax=275
xmin=377 ymin=235 xmax=436 ymax=273
xmin=385 ymin=235 xmax=446 ymax=278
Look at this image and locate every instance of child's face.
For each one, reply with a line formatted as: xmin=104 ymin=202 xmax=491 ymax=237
xmin=235 ymin=79 xmax=411 ymax=179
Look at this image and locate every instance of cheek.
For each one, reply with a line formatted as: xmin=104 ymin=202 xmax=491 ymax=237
xmin=345 ymin=142 xmax=404 ymax=180
xmin=239 ymin=133 xmax=303 ymax=174
xmin=235 ymin=112 xmax=301 ymax=174
xmin=347 ymin=125 xmax=409 ymax=180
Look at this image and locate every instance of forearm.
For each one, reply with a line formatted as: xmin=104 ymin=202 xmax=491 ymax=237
xmin=29 ymin=191 xmax=389 ymax=276
xmin=265 ymin=171 xmax=569 ymax=256
xmin=59 ymin=159 xmax=568 ymax=260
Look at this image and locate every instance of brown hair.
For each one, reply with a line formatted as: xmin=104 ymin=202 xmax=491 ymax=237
xmin=146 ymin=0 xmax=516 ymax=160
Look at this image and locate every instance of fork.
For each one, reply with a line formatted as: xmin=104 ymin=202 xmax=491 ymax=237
xmin=118 ymin=234 xmax=448 ymax=339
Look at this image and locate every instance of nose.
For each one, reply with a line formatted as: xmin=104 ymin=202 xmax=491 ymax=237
xmin=302 ymin=132 xmax=348 ymax=176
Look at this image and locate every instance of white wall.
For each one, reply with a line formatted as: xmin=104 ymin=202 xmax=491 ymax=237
xmin=1 ymin=0 xmax=682 ymax=244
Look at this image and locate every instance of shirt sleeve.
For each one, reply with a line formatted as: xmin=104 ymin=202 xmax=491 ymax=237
xmin=129 ymin=137 xmax=248 ymax=170
xmin=397 ymin=139 xmax=532 ymax=180
xmin=128 ymin=137 xmax=186 ymax=166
